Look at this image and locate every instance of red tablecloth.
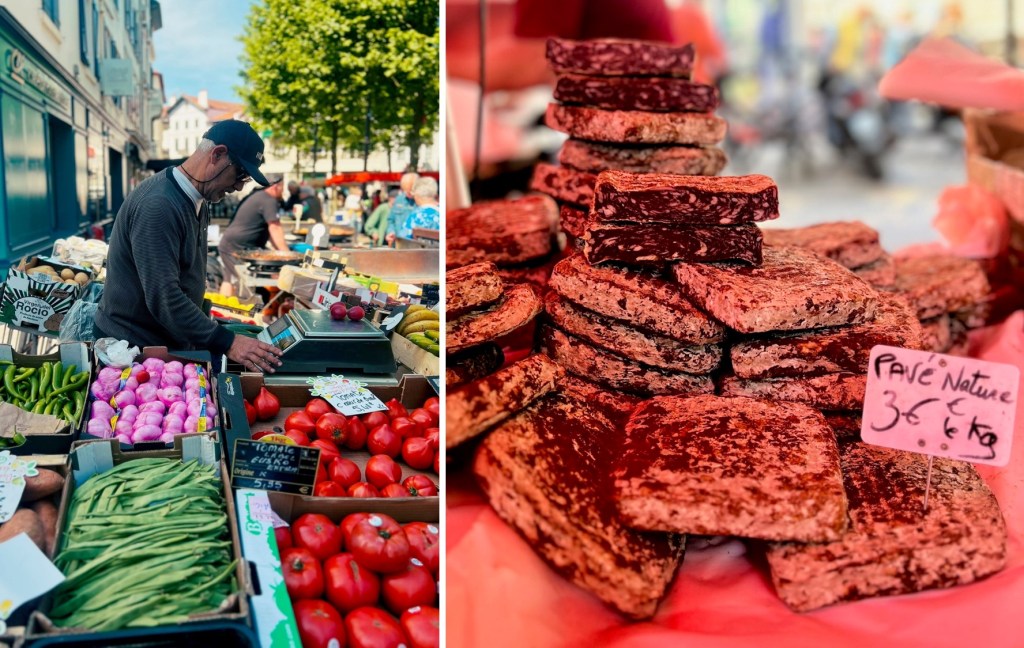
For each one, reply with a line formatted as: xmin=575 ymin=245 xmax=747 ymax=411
xmin=447 ymin=314 xmax=1024 ymax=648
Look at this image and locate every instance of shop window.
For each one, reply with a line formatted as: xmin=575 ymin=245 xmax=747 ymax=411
xmin=42 ymin=0 xmax=59 ymax=26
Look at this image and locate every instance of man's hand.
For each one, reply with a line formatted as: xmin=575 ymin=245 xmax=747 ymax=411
xmin=227 ymin=335 xmax=284 ymax=373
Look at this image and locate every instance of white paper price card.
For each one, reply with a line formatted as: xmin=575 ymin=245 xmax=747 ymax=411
xmin=0 ymin=451 xmax=39 ymax=523
xmin=0 ymin=533 xmax=65 ymax=634
xmin=861 ymin=346 xmax=1019 ymax=466
xmin=306 ymin=375 xmax=387 ymax=416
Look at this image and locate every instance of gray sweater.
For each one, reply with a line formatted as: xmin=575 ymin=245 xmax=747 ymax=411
xmin=95 ymin=168 xmax=235 ymax=355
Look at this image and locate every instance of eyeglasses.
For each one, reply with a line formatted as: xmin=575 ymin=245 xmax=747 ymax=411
xmin=227 ymin=153 xmax=251 ymax=184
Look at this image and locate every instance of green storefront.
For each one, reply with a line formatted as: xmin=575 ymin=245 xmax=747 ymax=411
xmin=0 ymin=9 xmax=118 ymax=267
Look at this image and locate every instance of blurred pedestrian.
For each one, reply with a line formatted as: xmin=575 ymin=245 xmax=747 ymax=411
xmin=283 ymin=180 xmax=302 ymax=213
xmin=398 ymin=177 xmax=440 ymax=238
xmin=385 ymin=172 xmax=419 ymax=245
xmin=300 ymin=185 xmax=323 ymax=222
xmin=365 ymin=187 xmax=398 ymax=246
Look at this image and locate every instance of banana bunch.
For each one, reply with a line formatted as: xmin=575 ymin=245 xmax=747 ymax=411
xmin=398 ymin=305 xmax=440 ymax=356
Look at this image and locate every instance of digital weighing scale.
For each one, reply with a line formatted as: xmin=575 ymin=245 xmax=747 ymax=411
xmin=257 ymin=308 xmax=396 ymax=374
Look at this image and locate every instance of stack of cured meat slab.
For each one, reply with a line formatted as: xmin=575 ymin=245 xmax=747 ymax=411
xmin=530 ymin=38 xmax=727 ymax=244
xmin=762 ymin=221 xmax=896 ymax=289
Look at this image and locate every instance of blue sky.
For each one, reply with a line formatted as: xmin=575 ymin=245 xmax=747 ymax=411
xmin=152 ymin=0 xmax=254 ymax=105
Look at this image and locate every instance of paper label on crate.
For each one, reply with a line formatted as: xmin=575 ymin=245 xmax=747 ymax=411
xmin=0 ymin=532 xmax=65 ymax=633
xmin=312 ymin=285 xmax=341 ymax=310
xmin=861 ymin=346 xmax=1019 ymax=466
xmin=0 ymin=451 xmax=37 ymax=523
xmin=307 ymin=374 xmax=387 ymax=416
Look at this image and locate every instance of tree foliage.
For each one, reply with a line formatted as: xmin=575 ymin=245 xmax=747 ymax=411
xmin=239 ymin=0 xmax=439 ymax=172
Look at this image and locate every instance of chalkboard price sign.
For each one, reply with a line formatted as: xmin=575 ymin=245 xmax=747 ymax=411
xmin=231 ymin=439 xmax=321 ymax=495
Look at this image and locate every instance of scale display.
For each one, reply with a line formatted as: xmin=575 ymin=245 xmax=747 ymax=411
xmin=256 ymin=309 xmax=396 ymax=374
xmin=266 ymin=317 xmax=298 ymax=351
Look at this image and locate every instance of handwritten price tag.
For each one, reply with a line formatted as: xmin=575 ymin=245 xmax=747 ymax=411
xmin=862 ymin=346 xmax=1019 ymax=466
xmin=306 ymin=375 xmax=387 ymax=416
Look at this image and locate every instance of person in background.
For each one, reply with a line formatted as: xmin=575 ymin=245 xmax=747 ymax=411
xmin=671 ymin=0 xmax=728 ymax=85
xmin=364 ymin=187 xmax=398 ymax=246
xmin=95 ymin=119 xmax=283 ymax=373
xmin=343 ymin=185 xmax=365 ymax=229
xmin=398 ymin=177 xmax=440 ymax=239
xmin=299 ymin=185 xmax=323 ymax=222
xmin=283 ymin=180 xmax=303 ymax=213
xmin=385 ymin=172 xmax=419 ymax=246
xmin=218 ymin=172 xmax=289 ymax=296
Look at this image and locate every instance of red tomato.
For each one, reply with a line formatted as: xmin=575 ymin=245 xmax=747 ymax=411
xmin=348 ymin=514 xmax=410 ymax=574
xmin=311 ymin=439 xmax=341 ymax=465
xmin=341 ymin=512 xmax=370 ymax=548
xmin=345 ymin=606 xmax=408 ymax=648
xmin=382 ymin=483 xmax=411 ymax=498
xmin=433 ymin=451 xmax=438 ymax=475
xmin=315 ymin=413 xmax=349 ymax=446
xmin=292 ymin=513 xmax=343 ymax=561
xmin=402 ymin=475 xmax=438 ymax=497
xmin=382 ymin=562 xmax=436 ymax=614
xmin=329 ymin=457 xmax=361 ymax=489
xmin=314 ymin=481 xmax=345 ymax=497
xmin=284 ymin=429 xmax=310 ymax=446
xmin=408 ymin=408 xmax=433 ymax=434
xmin=315 ymin=461 xmax=327 ymax=486
xmin=390 ymin=417 xmax=418 ymax=439
xmin=404 ymin=522 xmax=440 ymax=576
xmin=365 ymin=455 xmax=402 ymax=489
xmin=367 ymin=424 xmax=401 ymax=458
xmin=305 ymin=397 xmax=336 ymax=421
xmin=293 ymin=599 xmax=346 ymax=648
xmin=401 ymin=438 xmax=434 ymax=471
xmin=422 ymin=428 xmax=439 ymax=451
xmin=423 ymin=397 xmax=439 ymax=425
xmin=244 ymin=400 xmax=257 ymax=425
xmin=274 ymin=526 xmax=293 ymax=553
xmin=324 ymin=552 xmax=381 ymax=613
xmin=281 ymin=547 xmax=324 ymax=600
xmin=344 ymin=417 xmax=368 ymax=451
xmin=401 ymin=606 xmax=440 ymax=648
xmin=362 ymin=410 xmax=389 ymax=429
xmin=384 ymin=398 xmax=408 ymax=420
xmin=348 ymin=482 xmax=381 ymax=498
xmin=284 ymin=410 xmax=316 ymax=434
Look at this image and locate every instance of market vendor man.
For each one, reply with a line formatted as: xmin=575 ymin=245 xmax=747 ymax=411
xmin=94 ymin=120 xmax=283 ymax=374
xmin=218 ymin=172 xmax=288 ymax=296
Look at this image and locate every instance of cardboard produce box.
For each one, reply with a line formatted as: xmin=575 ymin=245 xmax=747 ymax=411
xmin=391 ymin=333 xmax=439 ymax=377
xmin=0 ymin=257 xmax=94 ymax=334
xmin=1 ymin=343 xmax=90 ymax=456
xmin=25 ymin=436 xmax=257 ymax=647
xmin=218 ymin=372 xmax=439 ymax=522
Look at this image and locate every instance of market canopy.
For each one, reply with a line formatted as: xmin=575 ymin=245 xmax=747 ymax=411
xmin=324 ymin=171 xmax=440 ymax=186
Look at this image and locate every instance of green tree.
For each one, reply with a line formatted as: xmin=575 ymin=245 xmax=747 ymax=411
xmin=239 ymin=0 xmax=439 ymax=174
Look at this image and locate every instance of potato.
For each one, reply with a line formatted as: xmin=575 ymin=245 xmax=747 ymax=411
xmin=22 ymin=468 xmax=64 ymax=503
xmin=64 ymin=279 xmax=78 ymax=287
xmin=0 ymin=508 xmax=45 ymax=551
xmin=60 ymin=268 xmax=75 ymax=280
xmin=74 ymin=272 xmax=89 ymax=285
xmin=31 ymin=499 xmax=58 ymax=557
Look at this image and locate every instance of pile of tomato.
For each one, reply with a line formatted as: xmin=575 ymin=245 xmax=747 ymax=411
xmin=280 ymin=512 xmax=439 ymax=648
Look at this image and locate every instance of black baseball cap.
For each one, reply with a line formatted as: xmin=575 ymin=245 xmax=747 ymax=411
xmin=203 ymin=119 xmax=270 ymax=187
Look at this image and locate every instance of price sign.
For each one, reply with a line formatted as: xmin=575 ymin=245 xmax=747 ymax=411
xmin=231 ymin=440 xmax=321 ymax=495
xmin=861 ymin=346 xmax=1019 ymax=466
xmin=306 ymin=375 xmax=387 ymax=416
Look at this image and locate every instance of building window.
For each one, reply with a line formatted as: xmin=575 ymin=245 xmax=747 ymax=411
xmin=92 ymin=1 xmax=99 ymax=77
xmin=78 ymin=0 xmax=89 ymax=65
xmin=42 ymin=0 xmax=59 ymax=25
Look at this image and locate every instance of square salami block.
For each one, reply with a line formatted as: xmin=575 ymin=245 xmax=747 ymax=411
xmin=545 ymin=104 xmax=726 ymax=146
xmin=544 ymin=292 xmax=722 ymax=373
xmin=761 ymin=221 xmax=883 ymax=269
xmin=446 ymin=354 xmax=561 ymax=449
xmin=474 ymin=390 xmax=685 ymax=619
xmin=447 ymin=284 xmax=543 ymax=356
xmin=542 ymin=326 xmax=714 ymax=397
xmin=559 ymin=140 xmax=727 ymax=175
xmin=584 ymin=222 xmax=763 ymax=267
xmin=730 ymin=292 xmax=922 ymax=379
xmin=613 ymin=395 xmax=848 ymax=542
xmin=672 ymin=246 xmax=879 ymax=333
xmin=554 ymin=74 xmax=719 ymax=112
xmin=853 ymin=253 xmax=896 ymax=289
xmin=894 ymin=254 xmax=990 ymax=319
xmin=592 ymin=170 xmax=778 ymax=225
xmin=446 ymin=262 xmax=503 ymax=319
xmin=822 ymin=411 xmax=863 ymax=442
xmin=529 ymin=162 xmax=597 ymax=206
xmin=550 ymin=254 xmax=725 ymax=344
xmin=767 ymin=443 xmax=1007 ymax=612
xmin=546 ymin=38 xmax=695 ymax=77
xmin=559 ymin=204 xmax=592 ymax=239
xmin=446 ymin=343 xmax=504 ymax=389
xmin=718 ymin=372 xmax=867 ymax=411
xmin=446 ymin=195 xmax=557 ymax=268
